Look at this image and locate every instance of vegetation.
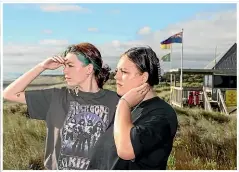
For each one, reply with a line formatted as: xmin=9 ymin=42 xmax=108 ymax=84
xmin=2 ymin=78 xmax=237 ymax=170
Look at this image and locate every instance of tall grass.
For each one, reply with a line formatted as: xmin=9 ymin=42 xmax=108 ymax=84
xmin=2 ymin=82 xmax=237 ymax=170
xmin=169 ymin=108 xmax=236 ymax=170
xmin=3 ymin=104 xmax=46 ymax=169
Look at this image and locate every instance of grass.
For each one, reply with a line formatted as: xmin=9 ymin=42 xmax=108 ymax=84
xmin=169 ymin=109 xmax=236 ymax=170
xmin=2 ymin=79 xmax=237 ymax=170
xmin=3 ymin=104 xmax=46 ymax=169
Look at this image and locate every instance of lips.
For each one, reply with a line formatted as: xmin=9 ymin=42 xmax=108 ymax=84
xmin=65 ymin=76 xmax=71 ymax=80
xmin=116 ymin=83 xmax=123 ymax=86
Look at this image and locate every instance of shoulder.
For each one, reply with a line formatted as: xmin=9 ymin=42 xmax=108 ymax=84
xmin=102 ymin=89 xmax=120 ymax=100
xmin=42 ymin=86 xmax=69 ymax=98
xmin=137 ymin=97 xmax=178 ymax=134
xmin=103 ymin=89 xmax=117 ymax=95
xmin=151 ymin=97 xmax=176 ymax=113
xmin=50 ymin=86 xmax=68 ymax=94
xmin=26 ymin=87 xmax=61 ymax=95
xmin=140 ymin=97 xmax=177 ymax=122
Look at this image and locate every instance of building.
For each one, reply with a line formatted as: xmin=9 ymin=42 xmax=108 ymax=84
xmin=169 ymin=43 xmax=237 ymax=115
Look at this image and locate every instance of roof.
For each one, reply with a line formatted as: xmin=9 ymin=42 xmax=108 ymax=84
xmin=204 ymin=43 xmax=237 ymax=69
xmin=204 ymin=52 xmax=225 ymax=69
xmin=167 ymin=43 xmax=237 ymax=76
xmin=168 ymin=68 xmax=236 ymax=76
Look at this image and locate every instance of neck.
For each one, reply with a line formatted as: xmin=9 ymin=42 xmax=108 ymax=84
xmin=77 ymin=75 xmax=100 ymax=93
xmin=143 ymin=87 xmax=157 ymax=101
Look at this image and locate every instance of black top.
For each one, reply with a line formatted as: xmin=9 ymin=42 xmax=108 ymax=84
xmin=88 ymin=96 xmax=178 ymax=170
xmin=25 ymin=87 xmax=119 ymax=170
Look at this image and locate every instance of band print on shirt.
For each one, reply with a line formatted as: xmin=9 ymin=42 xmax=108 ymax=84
xmin=58 ymin=101 xmax=109 ymax=170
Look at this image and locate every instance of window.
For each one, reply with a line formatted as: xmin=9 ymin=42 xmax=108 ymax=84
xmin=213 ymin=75 xmax=237 ymax=88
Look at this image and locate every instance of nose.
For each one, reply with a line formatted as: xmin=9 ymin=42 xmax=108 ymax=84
xmin=114 ymin=71 xmax=119 ymax=80
xmin=63 ymin=65 xmax=68 ymax=74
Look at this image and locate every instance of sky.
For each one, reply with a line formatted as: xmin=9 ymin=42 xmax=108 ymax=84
xmin=2 ymin=3 xmax=237 ymax=80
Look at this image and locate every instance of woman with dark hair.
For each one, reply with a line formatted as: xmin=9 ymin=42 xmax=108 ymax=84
xmin=88 ymin=46 xmax=178 ymax=170
xmin=3 ymin=42 xmax=119 ymax=170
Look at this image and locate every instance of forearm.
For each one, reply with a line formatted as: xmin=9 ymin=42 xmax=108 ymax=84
xmin=3 ymin=64 xmax=45 ymax=97
xmin=114 ymin=99 xmax=135 ymax=160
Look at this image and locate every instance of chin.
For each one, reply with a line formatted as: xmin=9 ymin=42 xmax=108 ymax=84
xmin=117 ymin=91 xmax=123 ymax=97
xmin=116 ymin=87 xmax=127 ymax=96
xmin=66 ymin=81 xmax=78 ymax=87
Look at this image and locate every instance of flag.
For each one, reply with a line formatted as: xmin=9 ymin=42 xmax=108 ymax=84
xmin=160 ymin=37 xmax=171 ymax=49
xmin=160 ymin=44 xmax=171 ymax=49
xmin=160 ymin=37 xmax=171 ymax=44
xmin=161 ymin=53 xmax=170 ymax=62
xmin=160 ymin=31 xmax=183 ymax=45
xmin=169 ymin=31 xmax=182 ymax=43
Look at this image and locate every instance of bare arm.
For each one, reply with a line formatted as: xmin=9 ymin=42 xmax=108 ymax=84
xmin=3 ymin=56 xmax=65 ymax=104
xmin=113 ymin=99 xmax=135 ymax=160
xmin=113 ymin=83 xmax=150 ymax=160
xmin=3 ymin=64 xmax=46 ymax=104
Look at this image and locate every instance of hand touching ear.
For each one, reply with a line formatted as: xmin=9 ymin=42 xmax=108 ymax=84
xmin=120 ymin=83 xmax=150 ymax=108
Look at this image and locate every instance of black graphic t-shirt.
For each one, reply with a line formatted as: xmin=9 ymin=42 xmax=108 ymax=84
xmin=25 ymin=87 xmax=119 ymax=170
xmin=58 ymin=101 xmax=111 ymax=169
xmin=88 ymin=97 xmax=178 ymax=170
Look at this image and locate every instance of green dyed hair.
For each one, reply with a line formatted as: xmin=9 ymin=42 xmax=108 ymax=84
xmin=62 ymin=45 xmax=101 ymax=71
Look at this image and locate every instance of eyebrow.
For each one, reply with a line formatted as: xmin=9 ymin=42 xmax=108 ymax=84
xmin=117 ymin=67 xmax=128 ymax=71
xmin=64 ymin=59 xmax=74 ymax=64
xmin=66 ymin=62 xmax=74 ymax=64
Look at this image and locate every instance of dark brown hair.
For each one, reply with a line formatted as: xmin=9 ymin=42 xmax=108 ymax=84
xmin=122 ymin=46 xmax=161 ymax=86
xmin=63 ymin=43 xmax=111 ymax=88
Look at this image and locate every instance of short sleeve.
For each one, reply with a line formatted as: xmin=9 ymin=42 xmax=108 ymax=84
xmin=130 ymin=109 xmax=170 ymax=160
xmin=25 ymin=88 xmax=56 ymax=120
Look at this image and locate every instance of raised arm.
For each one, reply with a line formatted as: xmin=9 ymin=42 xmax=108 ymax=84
xmin=113 ymin=83 xmax=149 ymax=160
xmin=3 ymin=56 xmax=65 ymax=104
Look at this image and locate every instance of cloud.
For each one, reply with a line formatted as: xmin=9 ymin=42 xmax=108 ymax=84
xmin=3 ymin=9 xmax=237 ymax=80
xmin=38 ymin=39 xmax=69 ymax=46
xmin=111 ymin=40 xmax=121 ymax=48
xmin=43 ymin=29 xmax=52 ymax=34
xmin=40 ymin=4 xmax=91 ymax=13
xmin=138 ymin=26 xmax=151 ymax=35
xmin=3 ymin=42 xmax=68 ymax=80
xmin=99 ymin=9 xmax=236 ymax=71
xmin=88 ymin=28 xmax=99 ymax=32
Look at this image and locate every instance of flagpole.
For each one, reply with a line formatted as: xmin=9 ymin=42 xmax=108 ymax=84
xmin=170 ymin=44 xmax=173 ymax=104
xmin=180 ymin=28 xmax=183 ymax=88
xmin=180 ymin=28 xmax=184 ymax=107
xmin=170 ymin=44 xmax=173 ymax=84
xmin=170 ymin=44 xmax=172 ymax=70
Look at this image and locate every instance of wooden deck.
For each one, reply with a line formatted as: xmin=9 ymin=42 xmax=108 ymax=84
xmin=170 ymin=86 xmax=237 ymax=115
